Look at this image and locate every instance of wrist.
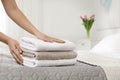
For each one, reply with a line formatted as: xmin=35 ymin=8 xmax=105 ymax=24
xmin=6 ymin=38 xmax=14 ymax=45
xmin=34 ymin=31 xmax=46 ymax=39
xmin=0 ymin=32 xmax=12 ymax=45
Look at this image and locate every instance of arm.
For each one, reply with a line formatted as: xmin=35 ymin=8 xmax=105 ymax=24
xmin=1 ymin=0 xmax=64 ymax=43
xmin=0 ymin=32 xmax=23 ymax=64
xmin=1 ymin=0 xmax=41 ymax=37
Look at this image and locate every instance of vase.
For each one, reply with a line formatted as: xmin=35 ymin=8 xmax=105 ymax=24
xmin=76 ymin=38 xmax=91 ymax=50
xmin=86 ymin=31 xmax=90 ymax=39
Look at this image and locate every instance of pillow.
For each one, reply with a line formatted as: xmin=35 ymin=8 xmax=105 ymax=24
xmin=90 ymin=33 xmax=120 ymax=59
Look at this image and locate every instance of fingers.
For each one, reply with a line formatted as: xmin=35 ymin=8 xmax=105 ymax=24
xmin=53 ymin=38 xmax=65 ymax=43
xmin=43 ymin=36 xmax=65 ymax=43
xmin=44 ymin=38 xmax=65 ymax=43
xmin=37 ymin=34 xmax=65 ymax=43
xmin=16 ymin=44 xmax=23 ymax=54
xmin=10 ymin=44 xmax=23 ymax=64
xmin=43 ymin=39 xmax=53 ymax=42
xmin=7 ymin=39 xmax=23 ymax=64
xmin=48 ymin=37 xmax=65 ymax=43
xmin=11 ymin=49 xmax=23 ymax=64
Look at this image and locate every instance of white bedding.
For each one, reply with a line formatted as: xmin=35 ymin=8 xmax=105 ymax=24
xmin=76 ymin=50 xmax=120 ymax=80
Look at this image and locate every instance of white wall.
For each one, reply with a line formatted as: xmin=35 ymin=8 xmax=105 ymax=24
xmin=0 ymin=0 xmax=120 ymax=48
xmin=2 ymin=0 xmax=96 ymax=46
xmin=0 ymin=1 xmax=7 ymax=33
xmin=0 ymin=1 xmax=7 ymax=47
xmin=0 ymin=0 xmax=43 ymax=47
xmin=92 ymin=0 xmax=120 ymax=46
xmin=5 ymin=0 xmax=43 ymax=40
xmin=42 ymin=0 xmax=95 ymax=42
xmin=41 ymin=0 xmax=120 ymax=47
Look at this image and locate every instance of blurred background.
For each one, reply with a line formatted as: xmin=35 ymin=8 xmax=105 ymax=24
xmin=0 ymin=0 xmax=120 ymax=48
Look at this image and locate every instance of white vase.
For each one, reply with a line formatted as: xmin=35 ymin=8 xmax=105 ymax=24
xmin=76 ymin=38 xmax=91 ymax=50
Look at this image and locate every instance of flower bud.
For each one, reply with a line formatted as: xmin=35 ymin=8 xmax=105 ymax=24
xmin=84 ymin=15 xmax=87 ymax=20
xmin=80 ymin=16 xmax=83 ymax=19
xmin=90 ymin=14 xmax=95 ymax=19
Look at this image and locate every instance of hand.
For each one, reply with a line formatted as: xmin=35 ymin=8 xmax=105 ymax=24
xmin=36 ymin=34 xmax=65 ymax=43
xmin=7 ymin=39 xmax=23 ymax=64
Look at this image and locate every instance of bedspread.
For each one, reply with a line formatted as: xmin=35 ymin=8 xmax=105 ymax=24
xmin=0 ymin=49 xmax=107 ymax=80
xmin=0 ymin=62 xmax=107 ymax=80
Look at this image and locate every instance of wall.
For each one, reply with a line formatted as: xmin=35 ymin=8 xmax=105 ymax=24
xmin=0 ymin=1 xmax=7 ymax=33
xmin=1 ymin=0 xmax=95 ymax=47
xmin=0 ymin=1 xmax=7 ymax=47
xmin=41 ymin=0 xmax=120 ymax=47
xmin=42 ymin=0 xmax=95 ymax=46
xmin=0 ymin=0 xmax=120 ymax=48
xmin=5 ymin=0 xmax=43 ymax=40
xmin=92 ymin=0 xmax=120 ymax=46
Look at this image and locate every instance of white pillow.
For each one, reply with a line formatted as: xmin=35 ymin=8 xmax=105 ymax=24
xmin=90 ymin=33 xmax=120 ymax=59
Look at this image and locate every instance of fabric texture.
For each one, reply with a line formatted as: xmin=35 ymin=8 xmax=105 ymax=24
xmin=0 ymin=49 xmax=107 ymax=80
xmin=77 ymin=51 xmax=120 ymax=80
xmin=22 ymin=48 xmax=77 ymax=60
xmin=20 ymin=37 xmax=75 ymax=51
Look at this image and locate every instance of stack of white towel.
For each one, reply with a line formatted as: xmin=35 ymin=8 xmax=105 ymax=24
xmin=20 ymin=37 xmax=77 ymax=67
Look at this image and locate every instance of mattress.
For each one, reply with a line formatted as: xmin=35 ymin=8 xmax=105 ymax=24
xmin=76 ymin=50 xmax=120 ymax=80
xmin=0 ymin=48 xmax=107 ymax=80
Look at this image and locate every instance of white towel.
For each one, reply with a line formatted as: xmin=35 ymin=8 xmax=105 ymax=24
xmin=23 ymin=57 xmax=77 ymax=67
xmin=20 ymin=37 xmax=75 ymax=51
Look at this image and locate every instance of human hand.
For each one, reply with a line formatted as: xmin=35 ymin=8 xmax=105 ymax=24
xmin=36 ymin=34 xmax=65 ymax=43
xmin=7 ymin=39 xmax=23 ymax=64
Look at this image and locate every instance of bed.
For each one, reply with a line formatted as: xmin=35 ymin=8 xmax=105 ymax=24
xmin=0 ymin=48 xmax=107 ymax=80
xmin=76 ymin=50 xmax=120 ymax=80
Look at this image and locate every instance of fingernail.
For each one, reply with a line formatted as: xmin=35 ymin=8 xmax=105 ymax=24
xmin=20 ymin=51 xmax=23 ymax=54
xmin=20 ymin=51 xmax=22 ymax=53
xmin=20 ymin=62 xmax=23 ymax=65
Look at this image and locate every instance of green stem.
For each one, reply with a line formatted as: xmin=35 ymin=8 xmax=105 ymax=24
xmin=86 ymin=31 xmax=90 ymax=39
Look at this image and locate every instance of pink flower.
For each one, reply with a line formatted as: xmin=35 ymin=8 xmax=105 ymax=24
xmin=83 ymin=15 xmax=87 ymax=20
xmin=80 ymin=16 xmax=83 ymax=19
xmin=80 ymin=14 xmax=95 ymax=38
xmin=90 ymin=14 xmax=95 ymax=19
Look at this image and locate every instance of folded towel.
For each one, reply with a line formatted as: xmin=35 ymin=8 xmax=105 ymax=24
xmin=23 ymin=57 xmax=77 ymax=67
xmin=0 ymin=48 xmax=77 ymax=67
xmin=20 ymin=37 xmax=75 ymax=51
xmin=22 ymin=48 xmax=77 ymax=60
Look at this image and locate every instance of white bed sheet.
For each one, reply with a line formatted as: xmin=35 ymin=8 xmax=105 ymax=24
xmin=76 ymin=50 xmax=120 ymax=80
